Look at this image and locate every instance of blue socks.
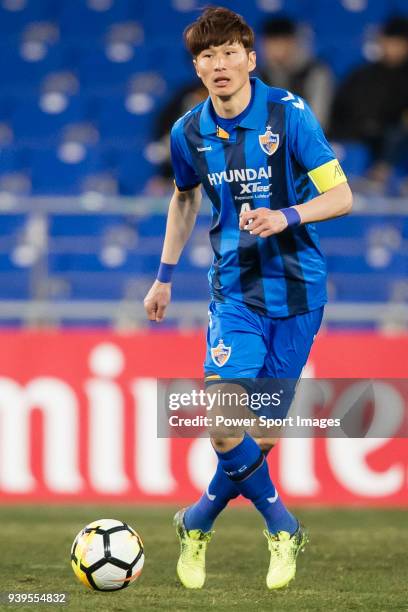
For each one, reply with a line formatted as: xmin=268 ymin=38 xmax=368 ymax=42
xmin=184 ymin=461 xmax=239 ymax=532
xmin=185 ymin=434 xmax=298 ymax=535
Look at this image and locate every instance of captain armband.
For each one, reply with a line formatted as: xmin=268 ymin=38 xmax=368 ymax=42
xmin=308 ymin=159 xmax=347 ymax=194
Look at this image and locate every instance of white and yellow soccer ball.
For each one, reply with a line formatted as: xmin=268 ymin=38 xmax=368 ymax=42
xmin=71 ymin=519 xmax=144 ymax=591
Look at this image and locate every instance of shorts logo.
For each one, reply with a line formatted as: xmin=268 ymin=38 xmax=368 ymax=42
xmin=211 ymin=338 xmax=231 ymax=367
xmin=259 ymin=126 xmax=279 ymax=156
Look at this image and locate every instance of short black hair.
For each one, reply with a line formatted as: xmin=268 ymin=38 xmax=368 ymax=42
xmin=381 ymin=16 xmax=408 ymax=39
xmin=184 ymin=6 xmax=254 ymax=57
xmin=261 ymin=17 xmax=296 ymax=38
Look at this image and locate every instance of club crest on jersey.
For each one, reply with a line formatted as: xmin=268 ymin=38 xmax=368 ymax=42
xmin=211 ymin=339 xmax=231 ymax=367
xmin=259 ymin=126 xmax=279 ymax=156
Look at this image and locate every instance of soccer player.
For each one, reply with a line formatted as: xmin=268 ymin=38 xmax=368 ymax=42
xmin=144 ymin=7 xmax=352 ymax=590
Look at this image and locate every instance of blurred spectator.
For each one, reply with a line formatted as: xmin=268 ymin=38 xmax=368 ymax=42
xmin=147 ymin=82 xmax=207 ymax=194
xmin=257 ymin=17 xmax=334 ymax=128
xmin=330 ymin=16 xmax=408 ymax=189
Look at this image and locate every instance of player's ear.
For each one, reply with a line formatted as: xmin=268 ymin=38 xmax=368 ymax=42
xmin=193 ymin=58 xmax=201 ymax=78
xmin=248 ymin=50 xmax=256 ymax=73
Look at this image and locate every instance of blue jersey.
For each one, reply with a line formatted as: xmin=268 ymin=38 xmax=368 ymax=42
xmin=170 ymin=77 xmax=347 ymax=317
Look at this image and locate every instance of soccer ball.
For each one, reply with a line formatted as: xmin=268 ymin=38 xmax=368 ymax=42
xmin=71 ymin=519 xmax=144 ymax=591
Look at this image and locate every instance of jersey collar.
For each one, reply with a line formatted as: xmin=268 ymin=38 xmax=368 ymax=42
xmin=200 ymin=77 xmax=268 ymax=136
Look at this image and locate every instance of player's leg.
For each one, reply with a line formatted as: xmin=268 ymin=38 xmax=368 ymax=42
xmin=211 ymin=427 xmax=298 ymax=539
xmin=260 ymin=306 xmax=324 ymax=589
xmin=174 ymin=302 xmax=266 ymax=589
xmin=183 ymin=301 xmax=267 ymax=531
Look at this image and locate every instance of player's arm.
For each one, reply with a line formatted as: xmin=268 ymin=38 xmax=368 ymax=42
xmin=293 ymin=180 xmax=352 ymax=224
xmin=144 ymin=184 xmax=202 ymax=322
xmin=240 ymin=97 xmax=353 ymax=237
xmin=239 ymin=181 xmax=352 ymax=237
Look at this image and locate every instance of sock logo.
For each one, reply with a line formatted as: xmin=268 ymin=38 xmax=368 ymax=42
xmin=267 ymin=491 xmax=279 ymax=503
xmin=206 ymin=487 xmax=216 ymax=501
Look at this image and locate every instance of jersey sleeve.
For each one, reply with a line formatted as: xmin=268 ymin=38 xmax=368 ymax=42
xmin=170 ymin=120 xmax=201 ymax=191
xmin=287 ymin=97 xmax=347 ymax=193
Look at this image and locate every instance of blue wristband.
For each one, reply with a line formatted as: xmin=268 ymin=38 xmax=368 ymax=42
xmin=280 ymin=206 xmax=301 ymax=228
xmin=157 ymin=262 xmax=175 ymax=283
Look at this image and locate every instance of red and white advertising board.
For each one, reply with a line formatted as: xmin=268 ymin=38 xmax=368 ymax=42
xmin=0 ymin=330 xmax=406 ymax=505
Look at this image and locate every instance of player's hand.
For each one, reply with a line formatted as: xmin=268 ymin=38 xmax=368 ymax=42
xmin=239 ymin=207 xmax=288 ymax=238
xmin=144 ymin=280 xmax=171 ymax=322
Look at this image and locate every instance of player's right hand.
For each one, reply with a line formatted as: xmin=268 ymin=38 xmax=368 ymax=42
xmin=143 ymin=280 xmax=171 ymax=322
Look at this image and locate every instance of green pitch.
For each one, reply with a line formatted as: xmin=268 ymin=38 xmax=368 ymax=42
xmin=0 ymin=505 xmax=406 ymax=612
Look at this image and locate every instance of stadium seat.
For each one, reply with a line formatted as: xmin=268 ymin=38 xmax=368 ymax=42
xmin=329 ymin=273 xmax=395 ymax=302
xmin=97 ymin=94 xmax=154 ymax=144
xmin=0 ymin=146 xmax=29 ymax=173
xmin=0 ymin=0 xmax=58 ymax=39
xmin=0 ymin=270 xmax=30 ymax=298
xmin=11 ymin=95 xmax=88 ymax=146
xmin=30 ymin=146 xmax=107 ymax=194
xmin=48 ymin=271 xmax=130 ymax=300
xmin=48 ymin=213 xmax=130 ymax=238
xmin=0 ymin=41 xmax=70 ymax=95
xmin=141 ymin=0 xmax=198 ymax=40
xmin=78 ymin=44 xmax=150 ymax=95
xmin=332 ymin=142 xmax=372 ymax=178
xmin=60 ymin=0 xmax=142 ymax=43
xmin=115 ymin=146 xmax=155 ymax=194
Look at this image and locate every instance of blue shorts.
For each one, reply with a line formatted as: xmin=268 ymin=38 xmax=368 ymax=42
xmin=204 ymin=301 xmax=324 ymax=418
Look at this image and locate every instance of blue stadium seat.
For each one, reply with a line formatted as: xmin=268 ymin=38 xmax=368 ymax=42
xmin=30 ymin=146 xmax=107 ymax=194
xmin=329 ymin=273 xmax=395 ymax=302
xmin=48 ymin=213 xmax=129 ymax=237
xmin=390 ymin=0 xmax=408 ymax=16
xmin=11 ymin=95 xmax=89 ymax=146
xmin=254 ymin=0 xmax=311 ymax=21
xmin=148 ymin=42 xmax=196 ymax=87
xmin=136 ymin=215 xmax=167 ymax=237
xmin=60 ymin=0 xmax=141 ymax=43
xmin=116 ymin=146 xmax=154 ymax=194
xmin=333 ymin=142 xmax=372 ymax=177
xmin=217 ymin=0 xmax=307 ymax=30
xmin=0 ymin=213 xmax=28 ymax=237
xmin=49 ymin=271 xmax=129 ymax=300
xmin=0 ymin=96 xmax=15 ymax=120
xmin=49 ymin=252 xmax=127 ymax=272
xmin=309 ymin=0 xmax=390 ymax=41
xmin=0 ymin=42 xmax=70 ymax=95
xmin=78 ymin=45 xmax=150 ymax=94
xmin=97 ymin=95 xmax=153 ymax=144
xmin=309 ymin=0 xmax=390 ymax=76
xmin=0 ymin=0 xmax=58 ymax=38
xmin=0 ymin=146 xmax=30 ymax=174
xmin=318 ymin=215 xmax=366 ymax=239
xmin=141 ymin=0 xmax=198 ymax=40
xmin=0 ymin=270 xmax=30 ymax=298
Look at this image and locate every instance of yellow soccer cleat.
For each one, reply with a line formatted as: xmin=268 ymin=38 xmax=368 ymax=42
xmin=174 ymin=508 xmax=213 ymax=589
xmin=264 ymin=524 xmax=308 ymax=590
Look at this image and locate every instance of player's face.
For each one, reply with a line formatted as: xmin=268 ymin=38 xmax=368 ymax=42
xmin=194 ymin=41 xmax=256 ymax=97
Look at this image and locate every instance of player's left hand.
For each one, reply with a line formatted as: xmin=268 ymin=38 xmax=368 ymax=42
xmin=239 ymin=207 xmax=288 ymax=238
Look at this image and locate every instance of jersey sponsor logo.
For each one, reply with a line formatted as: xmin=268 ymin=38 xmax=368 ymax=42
xmin=258 ymin=126 xmax=280 ymax=156
xmin=207 ymin=166 xmax=272 ymax=187
xmin=197 ymin=145 xmax=212 ymax=152
xmin=240 ymin=181 xmax=272 ymax=195
xmin=211 ymin=338 xmax=231 ymax=367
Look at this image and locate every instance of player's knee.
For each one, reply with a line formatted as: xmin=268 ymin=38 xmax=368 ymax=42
xmin=210 ymin=436 xmax=244 ymax=453
xmin=255 ymin=437 xmax=279 ymax=452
